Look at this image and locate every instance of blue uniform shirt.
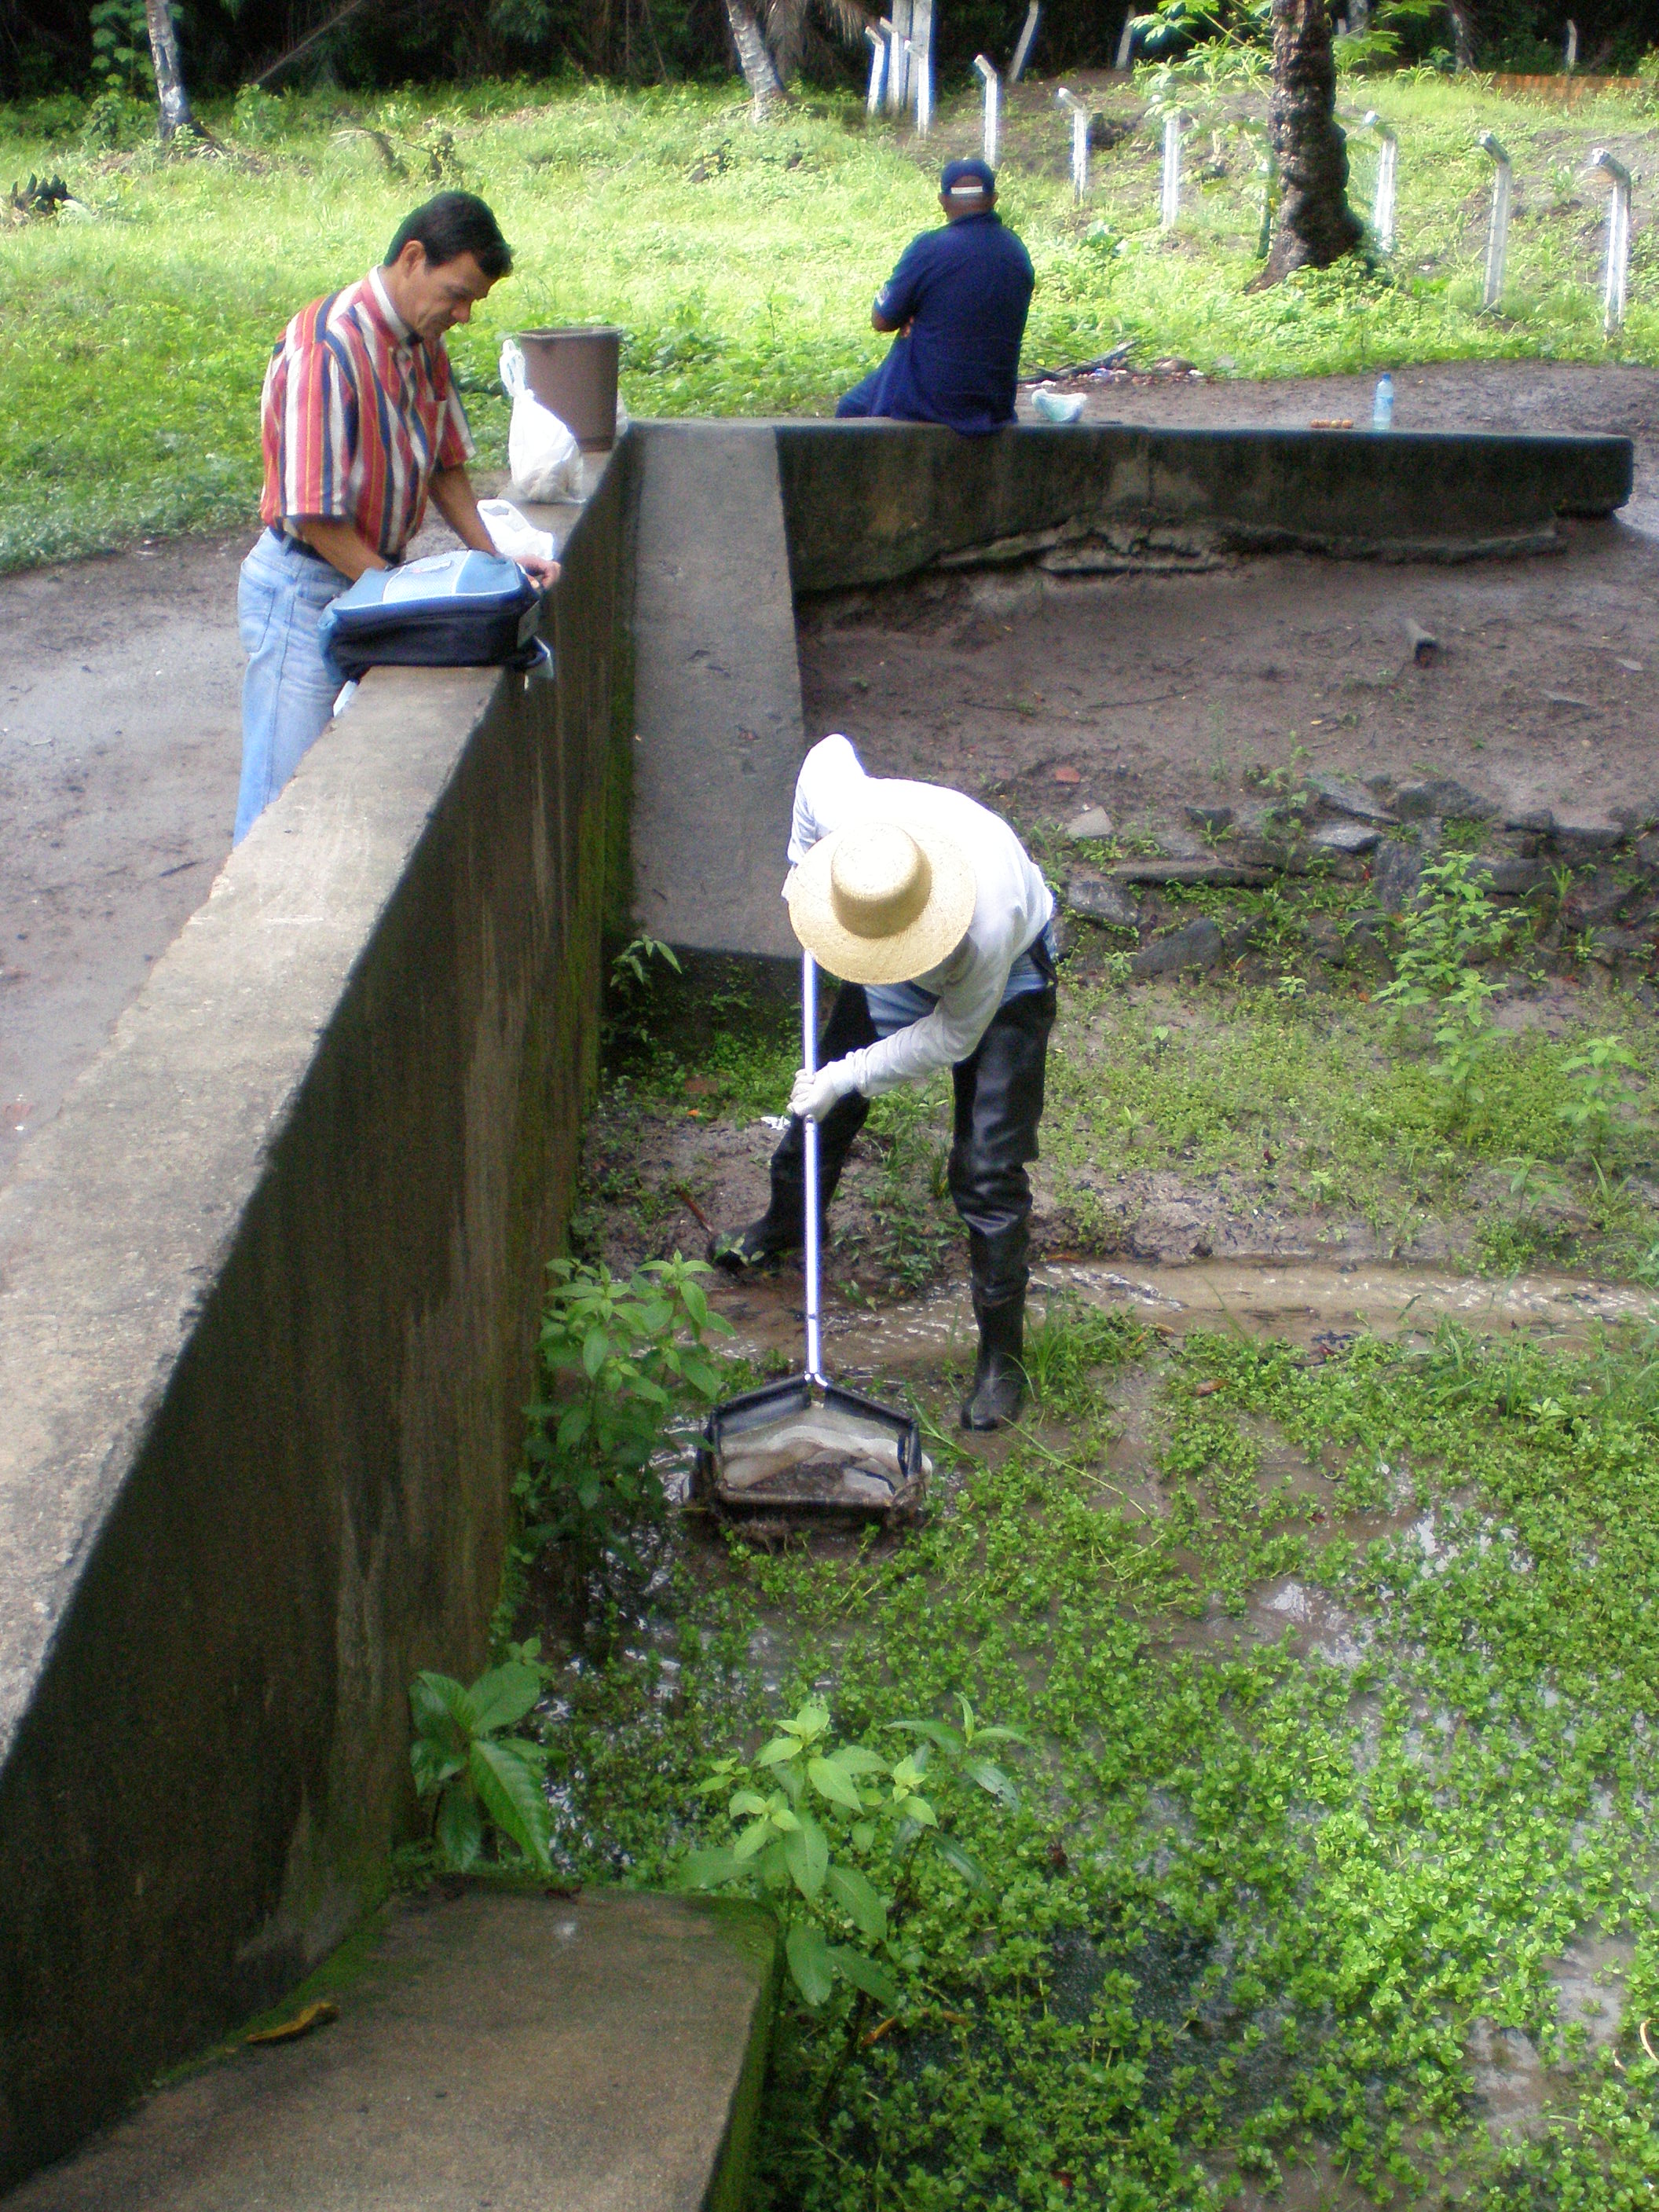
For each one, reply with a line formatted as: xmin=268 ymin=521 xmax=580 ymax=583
xmin=866 ymin=213 xmax=1035 ymax=436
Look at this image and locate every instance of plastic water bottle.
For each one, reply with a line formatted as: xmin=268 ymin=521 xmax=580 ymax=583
xmin=1372 ymin=372 xmax=1394 ymax=430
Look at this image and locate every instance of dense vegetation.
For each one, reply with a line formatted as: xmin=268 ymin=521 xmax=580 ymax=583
xmin=2 ymin=71 xmax=1657 ymax=570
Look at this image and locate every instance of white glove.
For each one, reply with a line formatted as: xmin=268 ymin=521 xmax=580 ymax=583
xmin=789 ymin=1061 xmax=858 ymax=1122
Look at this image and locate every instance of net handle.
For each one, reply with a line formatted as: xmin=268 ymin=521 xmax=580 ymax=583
xmin=802 ymin=950 xmax=826 ymax=1388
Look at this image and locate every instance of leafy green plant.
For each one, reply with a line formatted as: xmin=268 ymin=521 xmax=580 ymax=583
xmin=1379 ymin=851 xmax=1509 ymax=1010
xmin=609 ymin=932 xmax=682 ymax=993
xmin=519 ymin=1254 xmax=731 ymax=1552
xmin=409 ymin=1643 xmax=552 ymax=1873
xmin=1428 ymin=968 xmax=1503 ymax=1127
xmin=679 ymin=1697 xmax=1024 ymax=2013
xmin=1557 ymin=1034 xmax=1644 ymax=1168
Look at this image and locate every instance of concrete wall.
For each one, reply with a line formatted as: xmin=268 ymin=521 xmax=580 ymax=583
xmin=775 ymin=421 xmax=1635 ymax=591
xmin=0 ymin=443 xmax=635 ymax=2187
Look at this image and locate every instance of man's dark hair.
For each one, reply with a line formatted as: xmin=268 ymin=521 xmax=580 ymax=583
xmin=385 ymin=192 xmax=512 ymax=280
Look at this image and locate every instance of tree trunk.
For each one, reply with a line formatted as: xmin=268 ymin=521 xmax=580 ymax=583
xmin=1445 ymin=0 xmax=1475 ymax=71
xmin=1258 ymin=0 xmax=1362 ymax=284
xmin=144 ymin=0 xmax=196 ymax=138
xmin=723 ymin=0 xmax=784 ymax=113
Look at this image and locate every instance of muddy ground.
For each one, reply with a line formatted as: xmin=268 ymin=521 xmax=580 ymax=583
xmin=808 ymin=368 xmax=1659 ymax=853
xmin=4 ymin=364 xmax=1655 ymax=1200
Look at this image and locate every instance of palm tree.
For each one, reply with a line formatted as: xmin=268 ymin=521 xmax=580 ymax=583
xmin=1258 ymin=0 xmax=1361 ymax=283
xmin=723 ymin=0 xmax=876 ymax=116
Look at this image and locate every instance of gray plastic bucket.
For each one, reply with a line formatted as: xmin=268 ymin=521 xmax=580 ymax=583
xmin=514 ymin=326 xmax=622 ymax=452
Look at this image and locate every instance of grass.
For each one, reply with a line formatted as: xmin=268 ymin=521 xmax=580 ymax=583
xmin=2 ymin=68 xmax=1657 ymax=569
xmin=521 ymin=1300 xmax=1659 ymax=2207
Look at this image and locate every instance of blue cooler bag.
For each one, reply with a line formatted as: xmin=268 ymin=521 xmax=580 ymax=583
xmin=317 ymin=550 xmax=545 ymax=683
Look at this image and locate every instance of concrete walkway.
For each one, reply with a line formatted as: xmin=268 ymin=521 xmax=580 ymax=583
xmin=628 ymin=423 xmax=804 ymax=961
xmin=5 ymin=1889 xmax=775 ymax=2212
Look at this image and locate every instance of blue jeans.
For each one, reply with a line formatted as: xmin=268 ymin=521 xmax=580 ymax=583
xmin=234 ymin=529 xmax=346 ymax=844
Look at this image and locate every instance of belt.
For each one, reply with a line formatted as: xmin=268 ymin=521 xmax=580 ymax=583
xmin=268 ymin=526 xmax=333 ymax=564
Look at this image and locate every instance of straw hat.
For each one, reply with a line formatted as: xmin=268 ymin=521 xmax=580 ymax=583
xmin=786 ymin=813 xmax=976 ymax=985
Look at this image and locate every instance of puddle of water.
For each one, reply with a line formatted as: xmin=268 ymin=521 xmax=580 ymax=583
xmin=713 ymin=1258 xmax=1654 ymax=1374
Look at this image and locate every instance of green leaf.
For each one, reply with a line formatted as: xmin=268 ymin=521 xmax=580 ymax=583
xmin=851 ymin=1821 xmax=877 ymax=1853
xmin=410 ymin=1738 xmax=465 ymax=1797
xmin=410 ymin=1670 xmax=475 ymax=1745
xmin=783 ymin=1815 xmax=829 ymax=1900
xmin=469 ymin=1738 xmax=553 ymax=1871
xmin=582 ymin=1328 xmax=610 ymax=1379
xmin=901 ymin=1793 xmax=937 ymax=1828
xmin=964 ymin=1759 xmax=1019 ymax=1807
xmin=757 ymin=1737 xmax=803 ymax=1767
xmin=434 ymin=1784 xmax=483 ymax=1871
xmin=556 ymin=1405 xmax=591 ymax=1451
xmin=830 ymin=1943 xmax=900 ymax=2011
xmin=468 ymin=1661 xmax=544 ymax=1738
xmin=826 ymin=1744 xmax=888 ymax=1778
xmin=785 ymin=1703 xmax=830 ymax=1741
xmin=930 ymin=1833 xmax=991 ymax=1892
xmin=677 ymin=1847 xmax=749 ymax=1891
xmin=786 ymin=1920 xmax=836 ymax=2006
xmin=682 ymin=1278 xmax=710 ymax=1330
xmin=808 ymin=1756 xmax=866 ymax=1812
xmin=728 ymin=1789 xmax=769 ymax=1818
xmin=826 ymin=1862 xmax=889 ymax=1941
xmin=733 ymin=1819 xmax=774 ymax=1862
xmin=889 ymin=1719 xmax=962 ymax=1754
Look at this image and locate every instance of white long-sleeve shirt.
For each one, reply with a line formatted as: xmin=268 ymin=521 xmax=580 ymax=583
xmin=788 ymin=735 xmax=1055 ymax=1098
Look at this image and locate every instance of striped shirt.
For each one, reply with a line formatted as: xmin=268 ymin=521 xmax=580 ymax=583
xmin=258 ymin=267 xmax=474 ymax=562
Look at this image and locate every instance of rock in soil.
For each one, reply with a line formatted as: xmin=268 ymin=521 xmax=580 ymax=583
xmin=1131 ymin=917 xmax=1224 ymax=978
xmin=1184 ymin=804 xmax=1235 ymax=834
xmin=1068 ymin=872 xmax=1143 ymax=928
xmin=1394 ymin=776 xmax=1493 ymax=822
xmin=1474 ymin=854 xmax=1547 ymax=896
xmin=1066 ymin=807 xmax=1115 ymax=840
xmin=1550 ymin=815 xmax=1626 ymax=859
xmin=1307 ymin=771 xmax=1397 ymax=824
xmin=1112 ymin=857 xmax=1270 ymax=888
xmin=1373 ymin=840 xmax=1426 ymax=912
xmin=1313 ymin=820 xmax=1379 ymax=855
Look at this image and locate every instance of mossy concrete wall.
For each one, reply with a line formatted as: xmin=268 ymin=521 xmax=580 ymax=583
xmin=774 ymin=421 xmax=1634 ymax=590
xmin=0 ymin=444 xmax=635 ymax=2188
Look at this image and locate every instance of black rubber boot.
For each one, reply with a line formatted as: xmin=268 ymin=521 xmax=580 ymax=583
xmin=962 ymin=1291 xmax=1026 ymax=1430
xmin=711 ymin=982 xmax=876 ymax=1275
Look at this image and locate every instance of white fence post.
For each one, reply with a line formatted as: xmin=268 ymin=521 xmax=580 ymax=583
xmin=1478 ymin=131 xmax=1511 ymax=311
xmin=910 ymin=0 xmax=933 ymax=132
xmin=1161 ymin=110 xmax=1183 ymax=230
xmin=1565 ymin=19 xmax=1578 ymax=69
xmin=1009 ymin=1 xmax=1040 ymax=82
xmin=1589 ymin=147 xmax=1633 ymax=333
xmin=907 ymin=40 xmax=933 ymax=136
xmin=974 ymin=54 xmax=1000 ymax=168
xmin=1057 ymin=87 xmax=1089 ymax=202
xmin=866 ymin=25 xmax=888 ymax=115
xmin=1364 ymin=111 xmax=1397 ymax=251
xmin=888 ymin=0 xmax=911 ymax=112
xmin=1114 ymin=15 xmax=1136 ymax=68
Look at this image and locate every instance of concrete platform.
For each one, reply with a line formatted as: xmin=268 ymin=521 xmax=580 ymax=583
xmin=3 ymin=1888 xmax=775 ymax=2212
xmin=628 ymin=423 xmax=804 ymax=961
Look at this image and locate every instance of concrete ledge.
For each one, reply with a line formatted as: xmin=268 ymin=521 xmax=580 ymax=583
xmin=0 ymin=457 xmax=631 ymax=2185
xmin=774 ymin=421 xmax=1635 ymax=591
xmin=4 ymin=1890 xmax=778 ymax=2212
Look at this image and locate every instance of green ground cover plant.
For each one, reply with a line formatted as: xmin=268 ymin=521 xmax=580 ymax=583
xmin=506 ymin=1295 xmax=1659 ymax=2207
xmin=2 ymin=71 xmax=1656 ymax=566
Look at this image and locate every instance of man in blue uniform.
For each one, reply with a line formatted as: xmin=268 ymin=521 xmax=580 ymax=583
xmin=836 ymin=158 xmax=1034 ymax=437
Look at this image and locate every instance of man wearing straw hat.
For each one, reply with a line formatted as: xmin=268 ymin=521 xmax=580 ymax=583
xmin=713 ymin=734 xmax=1056 ymax=1432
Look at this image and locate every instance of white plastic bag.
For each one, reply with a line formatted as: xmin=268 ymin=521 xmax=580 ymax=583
xmin=500 ymin=338 xmax=584 ymax=503
xmin=477 ymin=498 xmax=558 ymax=565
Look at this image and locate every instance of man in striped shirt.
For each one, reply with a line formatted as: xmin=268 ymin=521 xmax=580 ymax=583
xmin=234 ymin=191 xmax=558 ymax=843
